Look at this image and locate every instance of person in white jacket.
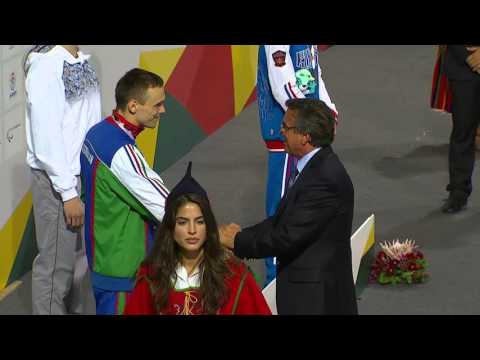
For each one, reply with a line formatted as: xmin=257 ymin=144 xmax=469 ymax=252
xmin=25 ymin=45 xmax=101 ymax=314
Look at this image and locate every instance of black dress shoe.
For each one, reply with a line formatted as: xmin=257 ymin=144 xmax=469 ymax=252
xmin=441 ymin=198 xmax=467 ymax=213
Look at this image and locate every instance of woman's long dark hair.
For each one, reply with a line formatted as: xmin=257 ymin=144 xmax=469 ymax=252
xmin=143 ymin=193 xmax=235 ymax=314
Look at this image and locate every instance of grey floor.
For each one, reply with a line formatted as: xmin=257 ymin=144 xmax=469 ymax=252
xmin=2 ymin=45 xmax=479 ymax=315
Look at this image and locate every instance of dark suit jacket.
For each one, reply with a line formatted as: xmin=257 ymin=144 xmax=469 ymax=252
xmin=444 ymin=45 xmax=480 ymax=81
xmin=234 ymin=146 xmax=358 ymax=315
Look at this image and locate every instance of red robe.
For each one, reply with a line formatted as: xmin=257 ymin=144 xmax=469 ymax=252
xmin=124 ymin=260 xmax=272 ymax=315
xmin=431 ymin=46 xmax=452 ymax=113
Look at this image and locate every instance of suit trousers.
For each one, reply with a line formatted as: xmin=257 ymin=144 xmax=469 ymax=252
xmin=31 ymin=169 xmax=94 ymax=315
xmin=447 ymin=80 xmax=480 ymax=199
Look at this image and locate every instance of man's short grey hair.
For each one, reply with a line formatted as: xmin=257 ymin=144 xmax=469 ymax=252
xmin=285 ymin=98 xmax=336 ymax=147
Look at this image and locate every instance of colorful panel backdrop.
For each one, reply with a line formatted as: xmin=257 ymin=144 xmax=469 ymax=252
xmin=136 ymin=45 xmax=258 ymax=171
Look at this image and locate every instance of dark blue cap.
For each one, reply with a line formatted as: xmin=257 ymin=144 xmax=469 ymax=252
xmin=166 ymin=162 xmax=208 ymax=208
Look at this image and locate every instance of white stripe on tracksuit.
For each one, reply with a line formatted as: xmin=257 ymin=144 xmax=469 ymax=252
xmin=110 ymin=144 xmax=169 ymax=222
xmin=125 ymin=144 xmax=169 ymax=198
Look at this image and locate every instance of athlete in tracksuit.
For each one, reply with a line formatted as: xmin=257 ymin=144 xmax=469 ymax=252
xmin=81 ymin=111 xmax=168 ymax=314
xmin=257 ymin=45 xmax=338 ymax=286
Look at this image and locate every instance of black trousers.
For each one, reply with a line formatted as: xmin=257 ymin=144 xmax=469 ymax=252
xmin=447 ymin=80 xmax=480 ymax=199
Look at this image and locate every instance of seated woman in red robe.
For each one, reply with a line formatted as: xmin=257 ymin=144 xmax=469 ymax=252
xmin=124 ymin=162 xmax=272 ymax=315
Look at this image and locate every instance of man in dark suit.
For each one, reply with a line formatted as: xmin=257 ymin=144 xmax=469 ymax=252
xmin=442 ymin=45 xmax=480 ymax=213
xmin=220 ymin=98 xmax=358 ymax=315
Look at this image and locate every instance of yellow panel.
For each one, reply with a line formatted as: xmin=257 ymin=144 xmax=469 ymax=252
xmin=139 ymin=47 xmax=186 ymax=84
xmin=137 ymin=47 xmax=186 ymax=166
xmin=135 ymin=122 xmax=160 ymax=168
xmin=0 ymin=192 xmax=32 ymax=290
xmin=363 ymin=217 xmax=375 ymax=256
xmin=232 ymin=45 xmax=259 ymax=115
xmin=0 ymin=281 xmax=22 ymax=301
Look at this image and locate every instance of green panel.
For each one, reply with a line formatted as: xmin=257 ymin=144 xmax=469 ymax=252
xmin=117 ymin=292 xmax=127 ymax=315
xmin=92 ymin=164 xmax=151 ymax=277
xmin=355 ymin=246 xmax=375 ymax=297
xmin=153 ymin=93 xmax=206 ymax=173
xmin=7 ymin=211 xmax=38 ymax=284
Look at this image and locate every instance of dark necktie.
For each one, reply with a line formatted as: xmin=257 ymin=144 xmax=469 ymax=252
xmin=287 ymin=168 xmax=299 ymax=190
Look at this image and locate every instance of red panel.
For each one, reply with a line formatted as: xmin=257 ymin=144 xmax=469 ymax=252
xmin=166 ymin=45 xmax=235 ymax=135
xmin=243 ymin=87 xmax=257 ymax=110
xmin=318 ymin=45 xmax=333 ymax=52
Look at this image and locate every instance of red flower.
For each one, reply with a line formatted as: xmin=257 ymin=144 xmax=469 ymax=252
xmin=408 ymin=263 xmax=416 ymax=271
xmin=377 ymin=251 xmax=387 ymax=261
xmin=406 ymin=253 xmax=415 ymax=260
xmin=387 ymin=268 xmax=395 ymax=275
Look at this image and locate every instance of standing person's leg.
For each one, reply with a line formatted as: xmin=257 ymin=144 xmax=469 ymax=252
xmin=264 ymin=151 xmax=287 ymax=286
xmin=265 ymin=151 xmax=288 ymax=217
xmin=31 ymin=170 xmax=78 ymax=314
xmin=264 ymin=151 xmax=298 ymax=286
xmin=475 ymin=126 xmax=480 ymax=151
xmin=93 ymin=288 xmax=130 ymax=315
xmin=66 ymin=231 xmax=96 ymax=314
xmin=66 ymin=177 xmax=95 ymax=314
xmin=444 ymin=80 xmax=480 ymax=212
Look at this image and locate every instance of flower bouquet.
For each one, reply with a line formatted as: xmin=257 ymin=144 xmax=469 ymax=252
xmin=369 ymin=239 xmax=428 ymax=285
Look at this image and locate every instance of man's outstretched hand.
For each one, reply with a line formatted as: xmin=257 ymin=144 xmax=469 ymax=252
xmin=219 ymin=223 xmax=241 ymax=250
